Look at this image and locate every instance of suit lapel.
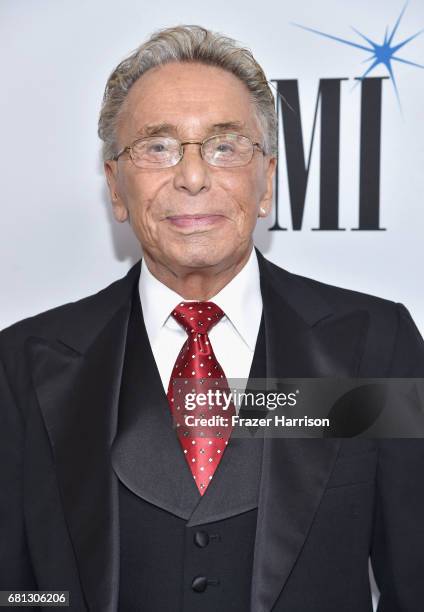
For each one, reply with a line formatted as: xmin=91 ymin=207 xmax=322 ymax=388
xmin=250 ymin=249 xmax=369 ymax=612
xmin=27 ymin=261 xmax=141 ymax=612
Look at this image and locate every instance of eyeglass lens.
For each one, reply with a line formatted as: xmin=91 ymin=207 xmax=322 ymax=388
xmin=130 ymin=134 xmax=255 ymax=168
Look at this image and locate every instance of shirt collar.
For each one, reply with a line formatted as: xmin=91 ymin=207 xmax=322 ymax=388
xmin=139 ymin=247 xmax=262 ymax=350
xmin=139 ymin=259 xmax=186 ymax=346
xmin=207 ymin=248 xmax=262 ymax=350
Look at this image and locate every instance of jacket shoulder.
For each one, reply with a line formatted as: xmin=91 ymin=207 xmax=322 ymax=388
xmin=262 ymin=256 xmax=424 ymax=375
xmin=264 ymin=253 xmax=401 ymax=324
xmin=0 ymin=261 xmax=141 ymax=354
xmin=263 ymin=256 xmax=400 ymax=321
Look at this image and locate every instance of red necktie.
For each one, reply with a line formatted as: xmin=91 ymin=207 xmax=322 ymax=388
xmin=167 ymin=301 xmax=235 ymax=495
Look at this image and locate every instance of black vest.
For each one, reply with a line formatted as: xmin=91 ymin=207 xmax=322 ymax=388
xmin=111 ymin=288 xmax=267 ymax=611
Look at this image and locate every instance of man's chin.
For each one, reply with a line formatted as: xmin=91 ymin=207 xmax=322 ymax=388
xmin=173 ymin=254 xmax=222 ymax=270
xmin=166 ymin=243 xmax=231 ymax=271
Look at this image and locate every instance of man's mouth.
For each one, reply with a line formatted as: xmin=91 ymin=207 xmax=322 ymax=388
xmin=166 ymin=214 xmax=225 ymax=229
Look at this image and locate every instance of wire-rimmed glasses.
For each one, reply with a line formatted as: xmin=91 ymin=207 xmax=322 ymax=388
xmin=112 ymin=133 xmax=266 ymax=168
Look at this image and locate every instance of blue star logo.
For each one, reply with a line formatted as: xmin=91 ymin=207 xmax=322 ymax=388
xmin=292 ymin=1 xmax=424 ymax=109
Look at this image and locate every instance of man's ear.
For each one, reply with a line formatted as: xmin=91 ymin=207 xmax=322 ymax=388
xmin=258 ymin=156 xmax=277 ymax=217
xmin=104 ymin=160 xmax=129 ymax=223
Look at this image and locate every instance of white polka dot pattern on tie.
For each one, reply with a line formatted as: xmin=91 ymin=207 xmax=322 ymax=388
xmin=167 ymin=301 xmax=235 ymax=495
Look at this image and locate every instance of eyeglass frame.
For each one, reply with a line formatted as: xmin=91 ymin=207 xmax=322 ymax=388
xmin=111 ymin=132 xmax=267 ymax=168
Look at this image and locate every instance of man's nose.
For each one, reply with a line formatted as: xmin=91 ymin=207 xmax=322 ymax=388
xmin=172 ymin=143 xmax=211 ymax=195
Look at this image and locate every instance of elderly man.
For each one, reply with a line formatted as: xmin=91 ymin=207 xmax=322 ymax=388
xmin=1 ymin=24 xmax=424 ymax=612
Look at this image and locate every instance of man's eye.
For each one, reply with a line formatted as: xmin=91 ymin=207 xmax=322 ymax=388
xmin=148 ymin=143 xmax=167 ymax=153
xmin=216 ymin=143 xmax=235 ymax=153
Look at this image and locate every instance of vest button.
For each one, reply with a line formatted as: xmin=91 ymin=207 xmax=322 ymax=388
xmin=194 ymin=530 xmax=210 ymax=548
xmin=191 ymin=575 xmax=208 ymax=592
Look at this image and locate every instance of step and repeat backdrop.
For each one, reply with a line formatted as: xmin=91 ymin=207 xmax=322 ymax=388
xmin=1 ymin=0 xmax=423 ymax=337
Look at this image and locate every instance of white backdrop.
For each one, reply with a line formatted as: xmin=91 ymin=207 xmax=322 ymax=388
xmin=3 ymin=0 xmax=424 ymax=607
xmin=1 ymin=0 xmax=423 ymax=335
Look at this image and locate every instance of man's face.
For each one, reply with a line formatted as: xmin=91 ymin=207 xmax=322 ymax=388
xmin=105 ymin=61 xmax=276 ymax=271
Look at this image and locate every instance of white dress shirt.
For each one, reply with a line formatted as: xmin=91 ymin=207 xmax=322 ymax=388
xmin=138 ymin=247 xmax=263 ymax=394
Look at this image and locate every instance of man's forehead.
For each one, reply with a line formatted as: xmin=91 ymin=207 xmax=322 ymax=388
xmin=116 ymin=62 xmax=260 ymax=141
xmin=134 ymin=120 xmax=249 ymax=138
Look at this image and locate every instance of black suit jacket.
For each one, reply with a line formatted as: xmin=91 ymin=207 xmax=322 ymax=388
xmin=1 ymin=248 xmax=424 ymax=612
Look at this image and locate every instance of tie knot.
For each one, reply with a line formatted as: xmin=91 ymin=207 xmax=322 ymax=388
xmin=171 ymin=301 xmax=224 ymax=334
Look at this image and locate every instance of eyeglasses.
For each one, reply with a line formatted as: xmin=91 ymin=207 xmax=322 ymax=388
xmin=112 ymin=133 xmax=266 ymax=168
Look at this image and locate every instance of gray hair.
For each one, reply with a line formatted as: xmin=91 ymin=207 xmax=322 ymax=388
xmin=98 ymin=24 xmax=278 ymax=161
